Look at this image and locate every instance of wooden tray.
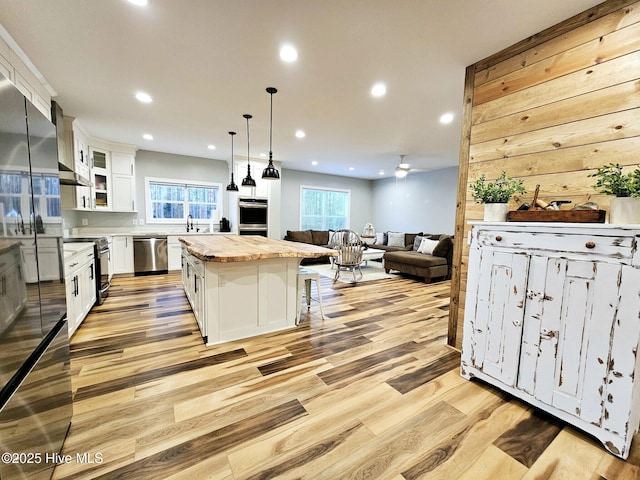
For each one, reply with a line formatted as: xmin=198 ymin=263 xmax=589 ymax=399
xmin=506 ymin=209 xmax=606 ymax=223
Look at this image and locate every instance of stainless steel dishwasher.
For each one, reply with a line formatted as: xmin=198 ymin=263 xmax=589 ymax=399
xmin=133 ymin=235 xmax=168 ymax=275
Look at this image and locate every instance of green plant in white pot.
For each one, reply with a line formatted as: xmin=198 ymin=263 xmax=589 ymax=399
xmin=470 ymin=171 xmax=526 ymax=221
xmin=589 ymin=163 xmax=640 ymax=224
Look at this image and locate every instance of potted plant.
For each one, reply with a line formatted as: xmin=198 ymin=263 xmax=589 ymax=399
xmin=589 ymin=163 xmax=640 ymax=224
xmin=470 ymin=171 xmax=526 ymax=221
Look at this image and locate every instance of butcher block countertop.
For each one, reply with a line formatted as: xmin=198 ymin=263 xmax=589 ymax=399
xmin=179 ymin=235 xmax=337 ymax=263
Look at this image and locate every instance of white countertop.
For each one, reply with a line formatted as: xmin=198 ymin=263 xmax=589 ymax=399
xmin=63 ymin=242 xmax=94 ymax=259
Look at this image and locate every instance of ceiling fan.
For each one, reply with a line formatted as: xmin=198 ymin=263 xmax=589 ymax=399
xmin=394 ymin=154 xmax=424 ymax=178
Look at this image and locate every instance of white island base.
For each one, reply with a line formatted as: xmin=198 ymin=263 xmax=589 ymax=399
xmin=180 ymin=235 xmax=335 ymax=346
xmin=211 ymin=257 xmax=299 ymax=345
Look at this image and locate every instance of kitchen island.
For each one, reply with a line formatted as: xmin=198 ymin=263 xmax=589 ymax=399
xmin=179 ymin=235 xmax=336 ymax=345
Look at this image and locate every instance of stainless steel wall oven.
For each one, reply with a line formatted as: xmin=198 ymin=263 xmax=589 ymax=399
xmin=238 ymin=197 xmax=268 ymax=236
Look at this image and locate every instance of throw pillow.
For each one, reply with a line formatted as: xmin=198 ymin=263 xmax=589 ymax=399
xmin=286 ymin=230 xmax=313 ymax=244
xmin=405 ymin=232 xmax=422 ymax=249
xmin=432 ymin=235 xmax=453 ymax=258
xmin=387 ymin=232 xmax=405 ymax=247
xmin=375 ymin=232 xmax=386 ymax=245
xmin=413 ymin=235 xmax=425 ymax=251
xmin=311 ymin=230 xmax=329 ymax=245
xmin=417 ymin=238 xmax=440 ymax=255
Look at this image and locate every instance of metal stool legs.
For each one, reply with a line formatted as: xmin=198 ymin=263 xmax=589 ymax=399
xmin=296 ymin=268 xmax=324 ymax=324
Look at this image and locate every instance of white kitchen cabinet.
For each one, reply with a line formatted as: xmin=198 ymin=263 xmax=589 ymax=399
xmin=61 ymin=184 xmax=92 ymax=211
xmin=90 ymin=146 xmax=111 ymax=210
xmin=112 ymin=235 xmax=134 ymax=274
xmin=111 ymin=153 xmax=136 ymax=212
xmin=181 ymin=246 xmax=206 ymax=339
xmin=64 ymin=243 xmax=96 ymax=337
xmin=0 ymin=244 xmax=28 ymax=334
xmin=462 ymin=222 xmax=640 ymax=459
xmin=20 ymin=237 xmax=61 ymax=283
xmin=168 ymin=236 xmax=182 ymax=271
xmin=72 ymin=121 xmax=91 ymax=181
xmin=112 ymin=173 xmax=136 ymax=212
xmin=111 ymin=152 xmax=134 ymax=175
xmin=59 ymin=119 xmax=93 ymax=211
xmin=0 ymin=51 xmax=12 ymax=82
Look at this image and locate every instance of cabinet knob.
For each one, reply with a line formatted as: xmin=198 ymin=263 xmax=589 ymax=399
xmin=495 ymin=235 xmax=503 ymax=242
xmin=585 ymin=241 xmax=596 ymax=249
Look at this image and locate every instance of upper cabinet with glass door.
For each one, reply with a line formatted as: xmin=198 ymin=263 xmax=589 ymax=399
xmin=89 ymin=146 xmax=111 ymax=210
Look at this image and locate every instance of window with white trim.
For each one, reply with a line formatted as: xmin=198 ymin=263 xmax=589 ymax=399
xmin=300 ymin=186 xmax=350 ymax=230
xmin=145 ymin=178 xmax=221 ymax=224
xmin=0 ymin=171 xmax=61 ymax=222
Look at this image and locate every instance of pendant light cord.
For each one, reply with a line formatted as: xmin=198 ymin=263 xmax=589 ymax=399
xmin=246 ymin=115 xmax=250 ymax=166
xmin=269 ymin=92 xmax=273 ymax=160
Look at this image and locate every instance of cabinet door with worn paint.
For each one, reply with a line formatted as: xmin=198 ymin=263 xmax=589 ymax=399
xmin=534 ymin=259 xmax=620 ymax=425
xmin=463 ymin=249 xmax=529 ymax=387
xmin=601 ymin=264 xmax=640 ymax=456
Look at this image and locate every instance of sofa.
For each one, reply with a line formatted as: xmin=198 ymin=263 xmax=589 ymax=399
xmin=371 ymin=232 xmax=454 ymax=283
xmin=283 ymin=229 xmax=332 ymax=265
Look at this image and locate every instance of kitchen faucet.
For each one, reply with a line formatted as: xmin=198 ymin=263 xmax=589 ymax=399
xmin=186 ymin=214 xmax=193 ymax=232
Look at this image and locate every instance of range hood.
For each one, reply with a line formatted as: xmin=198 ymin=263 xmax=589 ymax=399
xmin=51 ymin=101 xmax=91 ymax=187
xmin=58 ymin=166 xmax=91 ymax=186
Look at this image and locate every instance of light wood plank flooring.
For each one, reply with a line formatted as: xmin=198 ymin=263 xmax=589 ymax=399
xmin=53 ymin=272 xmax=640 ymax=479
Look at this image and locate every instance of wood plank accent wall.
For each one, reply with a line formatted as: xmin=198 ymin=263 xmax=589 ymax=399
xmin=448 ymin=0 xmax=640 ymax=349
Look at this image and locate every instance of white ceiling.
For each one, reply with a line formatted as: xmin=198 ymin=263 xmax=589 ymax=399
xmin=0 ymin=0 xmax=603 ymax=179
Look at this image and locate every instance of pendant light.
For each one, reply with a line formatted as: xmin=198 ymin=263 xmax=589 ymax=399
xmin=241 ymin=114 xmax=256 ymax=187
xmin=262 ymin=87 xmax=280 ymax=180
xmin=225 ymin=131 xmax=238 ymax=191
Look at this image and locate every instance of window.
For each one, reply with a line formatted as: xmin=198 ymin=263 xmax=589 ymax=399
xmin=300 ymin=186 xmax=349 ymax=230
xmin=145 ymin=178 xmax=221 ymax=224
xmin=0 ymin=171 xmax=61 ymax=222
xmin=31 ymin=174 xmax=61 ymax=219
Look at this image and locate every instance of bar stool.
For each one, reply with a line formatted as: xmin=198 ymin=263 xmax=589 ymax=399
xmin=296 ymin=267 xmax=325 ymax=324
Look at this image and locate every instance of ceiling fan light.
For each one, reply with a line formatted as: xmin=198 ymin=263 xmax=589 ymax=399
xmin=395 ymin=167 xmax=408 ymax=178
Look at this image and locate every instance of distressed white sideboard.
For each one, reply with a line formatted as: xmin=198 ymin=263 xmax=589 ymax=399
xmin=461 ymin=222 xmax=640 ymax=459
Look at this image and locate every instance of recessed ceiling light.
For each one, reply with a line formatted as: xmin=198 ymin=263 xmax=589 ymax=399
xmin=349 ymin=167 xmax=355 ymax=171
xmin=311 ymin=160 xmax=318 ymax=166
xmin=295 ymin=130 xmax=306 ymax=138
xmin=379 ymin=170 xmax=385 ymax=175
xmin=371 ymin=82 xmax=386 ymax=97
xmin=128 ymin=0 xmax=148 ymax=6
xmin=207 ymin=145 xmax=216 ymax=150
xmin=135 ymin=91 xmax=152 ymax=103
xmin=280 ymin=44 xmax=298 ymax=62
xmin=259 ymin=153 xmax=267 ymax=158
xmin=143 ymin=133 xmax=153 ymax=140
xmin=440 ymin=112 xmax=454 ymax=124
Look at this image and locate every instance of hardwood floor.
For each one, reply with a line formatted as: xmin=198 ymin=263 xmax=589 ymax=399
xmin=52 ymin=272 xmax=640 ymax=479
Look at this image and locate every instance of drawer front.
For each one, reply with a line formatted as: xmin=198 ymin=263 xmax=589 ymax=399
xmin=192 ymin=257 xmax=204 ymax=276
xmin=476 ymin=230 xmax=635 ymax=259
xmin=65 ymin=250 xmax=94 ymax=275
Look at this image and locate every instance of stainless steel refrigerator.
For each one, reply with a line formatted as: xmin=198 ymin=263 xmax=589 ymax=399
xmin=0 ymin=72 xmax=73 ymax=479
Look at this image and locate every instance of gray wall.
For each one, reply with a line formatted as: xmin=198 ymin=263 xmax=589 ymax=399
xmin=280 ymin=169 xmax=373 ymax=238
xmin=63 ymin=151 xmax=458 ymax=237
xmin=64 ymin=150 xmax=230 ymax=229
xmin=371 ymin=166 xmax=458 ymax=235
xmin=135 ymin=149 xmax=230 ymax=221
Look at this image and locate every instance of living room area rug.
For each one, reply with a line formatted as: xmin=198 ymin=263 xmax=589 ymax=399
xmin=309 ymin=260 xmax=395 ymax=284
